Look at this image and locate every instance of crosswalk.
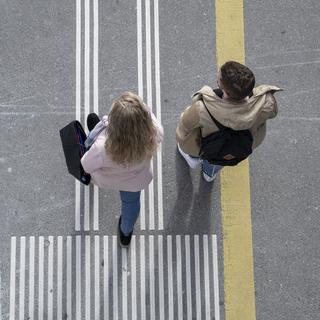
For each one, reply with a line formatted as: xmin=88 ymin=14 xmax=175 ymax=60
xmin=9 ymin=234 xmax=220 ymax=320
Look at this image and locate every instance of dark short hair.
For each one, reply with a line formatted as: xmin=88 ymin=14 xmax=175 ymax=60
xmin=220 ymin=61 xmax=255 ymax=100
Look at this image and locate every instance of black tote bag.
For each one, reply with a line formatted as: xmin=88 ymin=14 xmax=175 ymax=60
xmin=59 ymin=120 xmax=91 ymax=185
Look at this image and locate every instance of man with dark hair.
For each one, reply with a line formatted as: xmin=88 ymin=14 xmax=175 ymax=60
xmin=176 ymin=61 xmax=282 ymax=182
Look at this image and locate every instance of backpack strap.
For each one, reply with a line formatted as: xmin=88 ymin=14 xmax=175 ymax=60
xmin=201 ymin=97 xmax=226 ymax=131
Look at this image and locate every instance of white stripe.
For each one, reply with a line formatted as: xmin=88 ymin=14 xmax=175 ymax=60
xmin=103 ymin=236 xmax=109 ymax=320
xmin=47 ymin=236 xmax=54 ymax=320
xmin=154 ymin=0 xmax=163 ymax=230
xmin=131 ymin=236 xmax=137 ymax=320
xmin=185 ymin=236 xmax=192 ymax=320
xmin=194 ymin=235 xmax=201 ymax=320
xmin=122 ymin=248 xmax=128 ymax=320
xmin=76 ymin=236 xmax=81 ymax=320
xmin=93 ymin=185 xmax=99 ymax=230
xmin=149 ymin=236 xmax=155 ymax=319
xmin=94 ymin=236 xmax=100 ymax=320
xmin=57 ymin=237 xmax=63 ymax=320
xmin=19 ymin=237 xmax=26 ymax=320
xmin=158 ymin=235 xmax=165 ymax=320
xmin=38 ymin=237 xmax=44 ymax=320
xmin=85 ymin=236 xmax=91 ymax=320
xmin=84 ymin=186 xmax=90 ymax=231
xmin=167 ymin=235 xmax=174 ymax=320
xmin=145 ymin=0 xmax=154 ymax=229
xmin=113 ymin=236 xmax=118 ymax=320
xmin=75 ymin=0 xmax=81 ymax=232
xmin=212 ymin=235 xmax=220 ymax=320
xmin=67 ymin=236 xmax=72 ymax=320
xmin=9 ymin=237 xmax=16 ymax=320
xmin=203 ymin=235 xmax=211 ymax=320
xmin=28 ymin=237 xmax=35 ymax=320
xmin=75 ymin=181 xmax=81 ymax=231
xmin=140 ymin=235 xmax=146 ymax=320
xmin=176 ymin=235 xmax=183 ymax=319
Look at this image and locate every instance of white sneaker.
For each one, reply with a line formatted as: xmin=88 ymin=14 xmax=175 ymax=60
xmin=202 ymin=170 xmax=217 ymax=182
xmin=177 ymin=144 xmax=201 ymax=169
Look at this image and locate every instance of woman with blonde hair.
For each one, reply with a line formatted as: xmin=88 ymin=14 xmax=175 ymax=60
xmin=81 ymin=92 xmax=163 ymax=247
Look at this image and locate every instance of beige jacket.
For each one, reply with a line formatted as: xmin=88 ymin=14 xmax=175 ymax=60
xmin=176 ymin=85 xmax=282 ymax=157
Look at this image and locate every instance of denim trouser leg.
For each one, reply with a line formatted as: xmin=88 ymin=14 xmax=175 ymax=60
xmin=119 ymin=190 xmax=141 ymax=235
xmin=202 ymin=160 xmax=223 ymax=177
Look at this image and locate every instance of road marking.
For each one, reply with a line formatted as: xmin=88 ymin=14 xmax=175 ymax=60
xmin=194 ymin=235 xmax=201 ymax=320
xmin=158 ymin=235 xmax=165 ymax=320
xmin=112 ymin=236 xmax=118 ymax=320
xmin=85 ymin=236 xmax=91 ymax=320
xmin=19 ymin=237 xmax=25 ymax=320
xmin=167 ymin=235 xmax=173 ymax=320
xmin=203 ymin=235 xmax=211 ymax=320
xmin=84 ymin=186 xmax=90 ymax=231
xmin=215 ymin=0 xmax=256 ymax=319
xmin=9 ymin=237 xmax=16 ymax=320
xmin=47 ymin=236 xmax=53 ymax=320
xmin=76 ymin=236 xmax=81 ymax=319
xmin=131 ymin=236 xmax=137 ymax=320
xmin=103 ymin=236 xmax=109 ymax=320
xmin=66 ymin=236 xmax=72 ymax=320
xmin=122 ymin=248 xmax=128 ymax=320
xmin=185 ymin=235 xmax=192 ymax=320
xmin=28 ymin=237 xmax=35 ymax=320
xmin=94 ymin=185 xmax=99 ymax=230
xmin=212 ymin=235 xmax=220 ymax=320
xmin=149 ymin=236 xmax=155 ymax=319
xmin=38 ymin=237 xmax=44 ymax=320
xmin=176 ymin=235 xmax=183 ymax=319
xmin=140 ymin=235 xmax=146 ymax=320
xmin=57 ymin=236 xmax=63 ymax=320
xmin=154 ymin=0 xmax=164 ymax=230
xmin=94 ymin=236 xmax=100 ymax=320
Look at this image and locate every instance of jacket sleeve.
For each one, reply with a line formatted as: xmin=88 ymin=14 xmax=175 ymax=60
xmin=176 ymin=101 xmax=201 ymax=144
xmin=80 ymin=142 xmax=103 ymax=174
xmin=264 ymin=93 xmax=279 ymax=119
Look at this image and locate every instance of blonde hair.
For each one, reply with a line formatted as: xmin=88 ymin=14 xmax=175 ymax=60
xmin=105 ymin=92 xmax=158 ymax=166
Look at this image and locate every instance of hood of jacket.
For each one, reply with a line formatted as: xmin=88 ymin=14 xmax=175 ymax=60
xmin=193 ymin=85 xmax=283 ymax=130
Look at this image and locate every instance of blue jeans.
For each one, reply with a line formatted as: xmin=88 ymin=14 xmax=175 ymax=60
xmin=201 ymin=160 xmax=223 ymax=177
xmin=119 ymin=190 xmax=141 ymax=235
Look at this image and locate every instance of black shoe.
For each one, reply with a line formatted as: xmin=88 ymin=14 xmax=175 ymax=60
xmin=118 ymin=217 xmax=133 ymax=248
xmin=87 ymin=113 xmax=100 ymax=131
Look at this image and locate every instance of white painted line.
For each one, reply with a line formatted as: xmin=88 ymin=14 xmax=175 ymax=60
xmin=84 ymin=0 xmax=90 ymax=124
xmin=85 ymin=236 xmax=91 ymax=320
xmin=113 ymin=236 xmax=118 ymax=320
xmin=66 ymin=236 xmax=72 ymax=320
xmin=38 ymin=237 xmax=44 ymax=320
xmin=122 ymin=248 xmax=128 ymax=320
xmin=19 ymin=237 xmax=26 ymax=320
xmin=167 ymin=235 xmax=173 ymax=320
xmin=94 ymin=236 xmax=100 ymax=320
xmin=93 ymin=185 xmax=99 ymax=230
xmin=140 ymin=235 xmax=146 ymax=320
xmin=176 ymin=235 xmax=183 ymax=319
xmin=212 ymin=235 xmax=220 ymax=320
xmin=131 ymin=236 xmax=137 ymax=320
xmin=103 ymin=236 xmax=109 ymax=320
xmin=203 ymin=235 xmax=211 ymax=320
xmin=93 ymin=0 xmax=99 ymax=115
xmin=75 ymin=181 xmax=80 ymax=231
xmin=137 ymin=0 xmax=145 ymax=231
xmin=76 ymin=236 xmax=81 ymax=320
xmin=57 ymin=237 xmax=63 ymax=320
xmin=84 ymin=186 xmax=90 ymax=231
xmin=158 ymin=235 xmax=165 ymax=320
xmin=9 ymin=237 xmax=16 ymax=320
xmin=47 ymin=236 xmax=54 ymax=320
xmin=185 ymin=235 xmax=192 ymax=320
xmin=28 ymin=237 xmax=35 ymax=320
xmin=149 ymin=236 xmax=155 ymax=319
xmin=145 ymin=0 xmax=155 ymax=229
xmin=194 ymin=235 xmax=202 ymax=320
xmin=154 ymin=0 xmax=163 ymax=230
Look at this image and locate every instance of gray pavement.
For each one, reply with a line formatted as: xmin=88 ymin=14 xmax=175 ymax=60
xmin=1 ymin=0 xmax=319 ymax=319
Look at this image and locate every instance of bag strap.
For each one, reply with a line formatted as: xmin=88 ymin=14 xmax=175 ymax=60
xmin=201 ymin=96 xmax=226 ymax=131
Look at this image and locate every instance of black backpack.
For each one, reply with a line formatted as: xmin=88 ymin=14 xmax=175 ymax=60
xmin=199 ymin=100 xmax=253 ymax=166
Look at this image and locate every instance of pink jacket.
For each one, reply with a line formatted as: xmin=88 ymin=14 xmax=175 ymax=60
xmin=81 ymin=114 xmax=163 ymax=192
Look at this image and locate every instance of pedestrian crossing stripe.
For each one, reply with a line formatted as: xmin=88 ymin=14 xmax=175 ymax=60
xmin=9 ymin=235 xmax=220 ymax=320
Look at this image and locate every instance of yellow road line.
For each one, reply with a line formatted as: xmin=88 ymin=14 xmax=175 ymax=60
xmin=215 ymin=1 xmax=256 ymax=319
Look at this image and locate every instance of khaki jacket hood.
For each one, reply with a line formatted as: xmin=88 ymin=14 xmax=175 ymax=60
xmin=193 ymin=85 xmax=283 ymax=130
